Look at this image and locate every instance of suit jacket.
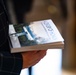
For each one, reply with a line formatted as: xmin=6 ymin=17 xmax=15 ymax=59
xmin=0 ymin=0 xmax=33 ymax=75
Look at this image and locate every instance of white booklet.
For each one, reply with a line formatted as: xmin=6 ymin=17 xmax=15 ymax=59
xmin=9 ymin=19 xmax=64 ymax=53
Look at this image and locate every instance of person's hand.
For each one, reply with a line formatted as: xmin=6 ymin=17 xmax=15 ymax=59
xmin=21 ymin=50 xmax=47 ymax=69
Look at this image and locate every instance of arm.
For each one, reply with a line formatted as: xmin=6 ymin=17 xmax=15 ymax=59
xmin=0 ymin=1 xmax=23 ymax=74
xmin=0 ymin=52 xmax=22 ymax=75
xmin=0 ymin=50 xmax=46 ymax=75
xmin=0 ymin=1 xmax=46 ymax=75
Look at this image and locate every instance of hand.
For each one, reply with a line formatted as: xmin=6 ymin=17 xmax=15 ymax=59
xmin=21 ymin=50 xmax=47 ymax=69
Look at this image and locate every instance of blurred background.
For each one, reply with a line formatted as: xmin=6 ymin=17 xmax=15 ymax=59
xmin=5 ymin=0 xmax=76 ymax=75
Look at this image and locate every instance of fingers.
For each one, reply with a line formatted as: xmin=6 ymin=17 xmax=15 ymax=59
xmin=22 ymin=51 xmax=37 ymax=54
xmin=36 ymin=50 xmax=47 ymax=58
xmin=28 ymin=51 xmax=46 ymax=67
xmin=22 ymin=50 xmax=47 ymax=69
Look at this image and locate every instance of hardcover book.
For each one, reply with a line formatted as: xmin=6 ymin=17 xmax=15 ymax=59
xmin=9 ymin=19 xmax=64 ymax=53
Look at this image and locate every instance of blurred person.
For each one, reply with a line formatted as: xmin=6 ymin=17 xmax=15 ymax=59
xmin=59 ymin=0 xmax=68 ymax=19
xmin=12 ymin=0 xmax=34 ymax=23
xmin=0 ymin=0 xmax=47 ymax=75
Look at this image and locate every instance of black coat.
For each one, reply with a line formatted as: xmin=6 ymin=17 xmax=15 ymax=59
xmin=0 ymin=1 xmax=22 ymax=75
xmin=0 ymin=0 xmax=9 ymax=51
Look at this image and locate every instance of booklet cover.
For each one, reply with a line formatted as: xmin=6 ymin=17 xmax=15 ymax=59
xmin=9 ymin=19 xmax=64 ymax=53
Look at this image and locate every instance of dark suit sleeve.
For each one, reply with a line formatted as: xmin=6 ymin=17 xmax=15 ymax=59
xmin=0 ymin=52 xmax=23 ymax=75
xmin=0 ymin=1 xmax=23 ymax=74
